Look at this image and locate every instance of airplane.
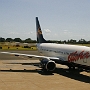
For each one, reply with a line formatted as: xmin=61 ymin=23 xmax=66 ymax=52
xmin=0 ymin=17 xmax=90 ymax=72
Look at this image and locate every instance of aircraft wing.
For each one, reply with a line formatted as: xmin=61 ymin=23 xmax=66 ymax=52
xmin=0 ymin=52 xmax=59 ymax=60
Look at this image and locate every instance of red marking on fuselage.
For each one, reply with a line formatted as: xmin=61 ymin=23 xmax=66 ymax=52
xmin=68 ymin=51 xmax=90 ymax=62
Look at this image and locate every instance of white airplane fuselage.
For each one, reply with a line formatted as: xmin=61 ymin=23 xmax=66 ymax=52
xmin=37 ymin=43 xmax=90 ymax=67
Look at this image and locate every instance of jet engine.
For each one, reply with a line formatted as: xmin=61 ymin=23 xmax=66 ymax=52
xmin=40 ymin=58 xmax=56 ymax=71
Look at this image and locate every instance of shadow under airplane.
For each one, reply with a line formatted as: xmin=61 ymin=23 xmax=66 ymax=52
xmin=0 ymin=62 xmax=90 ymax=83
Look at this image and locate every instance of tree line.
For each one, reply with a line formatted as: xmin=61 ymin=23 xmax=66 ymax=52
xmin=0 ymin=37 xmax=36 ymax=43
xmin=50 ymin=39 xmax=90 ymax=44
xmin=0 ymin=37 xmax=90 ymax=44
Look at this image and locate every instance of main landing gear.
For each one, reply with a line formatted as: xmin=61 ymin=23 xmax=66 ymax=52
xmin=68 ymin=66 xmax=75 ymax=70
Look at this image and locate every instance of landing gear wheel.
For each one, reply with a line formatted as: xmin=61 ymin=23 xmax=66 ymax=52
xmin=69 ymin=66 xmax=75 ymax=70
xmin=78 ymin=68 xmax=83 ymax=72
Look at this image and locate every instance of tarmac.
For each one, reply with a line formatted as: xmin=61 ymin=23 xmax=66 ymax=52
xmin=0 ymin=50 xmax=90 ymax=90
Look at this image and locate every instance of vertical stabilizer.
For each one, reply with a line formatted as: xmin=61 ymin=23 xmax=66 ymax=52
xmin=36 ymin=17 xmax=46 ymax=43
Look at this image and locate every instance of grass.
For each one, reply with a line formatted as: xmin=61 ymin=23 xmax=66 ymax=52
xmin=0 ymin=42 xmax=37 ymax=50
xmin=0 ymin=42 xmax=90 ymax=51
xmin=0 ymin=45 xmax=37 ymax=51
xmin=73 ymin=44 xmax=90 ymax=47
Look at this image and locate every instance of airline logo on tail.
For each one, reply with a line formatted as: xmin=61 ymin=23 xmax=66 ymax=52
xmin=38 ymin=27 xmax=42 ymax=35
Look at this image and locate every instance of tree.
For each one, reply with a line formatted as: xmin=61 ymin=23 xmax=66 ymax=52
xmin=13 ymin=38 xmax=22 ymax=42
xmin=24 ymin=38 xmax=32 ymax=43
xmin=78 ymin=39 xmax=87 ymax=44
xmin=0 ymin=37 xmax=5 ymax=42
xmin=67 ymin=39 xmax=76 ymax=44
xmin=6 ymin=38 xmax=13 ymax=42
xmin=55 ymin=40 xmax=61 ymax=44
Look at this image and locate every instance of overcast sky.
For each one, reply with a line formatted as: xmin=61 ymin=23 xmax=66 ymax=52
xmin=0 ymin=0 xmax=90 ymax=41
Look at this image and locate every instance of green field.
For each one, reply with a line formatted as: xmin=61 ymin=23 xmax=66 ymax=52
xmin=72 ymin=44 xmax=90 ymax=47
xmin=0 ymin=42 xmax=37 ymax=50
xmin=0 ymin=46 xmax=37 ymax=50
xmin=0 ymin=42 xmax=90 ymax=51
xmin=0 ymin=45 xmax=37 ymax=50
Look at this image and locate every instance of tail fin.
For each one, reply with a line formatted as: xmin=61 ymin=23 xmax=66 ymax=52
xmin=36 ymin=17 xmax=46 ymax=43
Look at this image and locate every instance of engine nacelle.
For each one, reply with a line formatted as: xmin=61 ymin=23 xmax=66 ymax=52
xmin=40 ymin=58 xmax=56 ymax=71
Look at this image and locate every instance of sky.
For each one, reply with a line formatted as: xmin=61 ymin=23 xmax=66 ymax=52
xmin=0 ymin=0 xmax=90 ymax=41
